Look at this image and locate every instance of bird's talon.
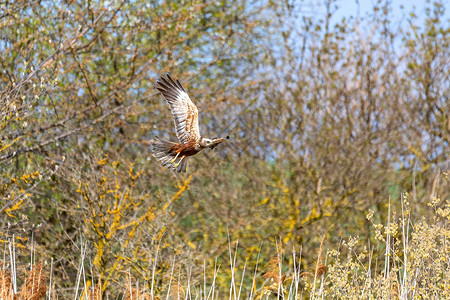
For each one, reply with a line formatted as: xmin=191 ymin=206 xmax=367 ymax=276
xmin=174 ymin=156 xmax=185 ymax=167
xmin=170 ymin=152 xmax=180 ymax=163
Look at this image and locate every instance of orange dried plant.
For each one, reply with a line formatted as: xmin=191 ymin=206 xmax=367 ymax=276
xmin=0 ymin=265 xmax=14 ymax=300
xmin=18 ymin=260 xmax=46 ymax=300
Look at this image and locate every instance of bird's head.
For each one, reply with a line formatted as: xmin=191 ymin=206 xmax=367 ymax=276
xmin=201 ymin=136 xmax=230 ymax=149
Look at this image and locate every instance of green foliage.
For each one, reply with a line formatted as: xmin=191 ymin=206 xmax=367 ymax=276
xmin=0 ymin=0 xmax=449 ymax=298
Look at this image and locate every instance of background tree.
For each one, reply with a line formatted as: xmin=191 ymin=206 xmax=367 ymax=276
xmin=0 ymin=0 xmax=448 ymax=297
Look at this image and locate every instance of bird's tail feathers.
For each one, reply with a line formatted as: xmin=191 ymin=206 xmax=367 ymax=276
xmin=150 ymin=137 xmax=188 ymax=173
xmin=150 ymin=136 xmax=175 ymax=157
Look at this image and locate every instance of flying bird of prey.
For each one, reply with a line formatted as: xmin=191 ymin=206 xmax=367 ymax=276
xmin=150 ymin=74 xmax=229 ymax=173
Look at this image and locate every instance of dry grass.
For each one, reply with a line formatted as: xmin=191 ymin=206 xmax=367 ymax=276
xmin=168 ymin=278 xmax=186 ymax=299
xmin=0 ymin=264 xmax=14 ymax=300
xmin=0 ymin=261 xmax=46 ymax=300
xmin=87 ymin=279 xmax=102 ymax=300
xmin=261 ymin=256 xmax=287 ymax=298
xmin=0 ymin=192 xmax=449 ymax=299
xmin=18 ymin=261 xmax=46 ymax=300
xmin=119 ymin=272 xmax=153 ymax=300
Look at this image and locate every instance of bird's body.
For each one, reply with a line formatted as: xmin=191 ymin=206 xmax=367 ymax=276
xmin=171 ymin=140 xmax=201 ymax=157
xmin=150 ymin=74 xmax=228 ymax=173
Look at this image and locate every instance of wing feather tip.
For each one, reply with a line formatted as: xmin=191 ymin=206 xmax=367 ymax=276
xmin=155 ymin=73 xmax=199 ymax=144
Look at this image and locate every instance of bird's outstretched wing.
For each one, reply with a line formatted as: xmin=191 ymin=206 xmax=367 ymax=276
xmin=156 ymin=74 xmax=200 ymax=144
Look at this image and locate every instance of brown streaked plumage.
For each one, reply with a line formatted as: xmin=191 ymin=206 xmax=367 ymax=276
xmin=150 ymin=73 xmax=229 ymax=173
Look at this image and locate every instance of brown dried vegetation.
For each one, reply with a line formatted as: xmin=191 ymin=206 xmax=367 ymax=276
xmin=0 ymin=0 xmax=448 ymax=298
xmin=0 ymin=261 xmax=46 ymax=300
xmin=0 ymin=267 xmax=14 ymax=300
xmin=18 ymin=261 xmax=46 ymax=300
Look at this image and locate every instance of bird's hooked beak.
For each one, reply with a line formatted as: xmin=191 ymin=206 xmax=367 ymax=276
xmin=209 ymin=135 xmax=230 ymax=149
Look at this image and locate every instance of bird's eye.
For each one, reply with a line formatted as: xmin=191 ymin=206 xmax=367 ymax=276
xmin=226 ymin=135 xmax=230 ymax=139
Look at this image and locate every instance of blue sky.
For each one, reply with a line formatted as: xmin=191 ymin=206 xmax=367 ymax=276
xmin=335 ymin=0 xmax=449 ymax=25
